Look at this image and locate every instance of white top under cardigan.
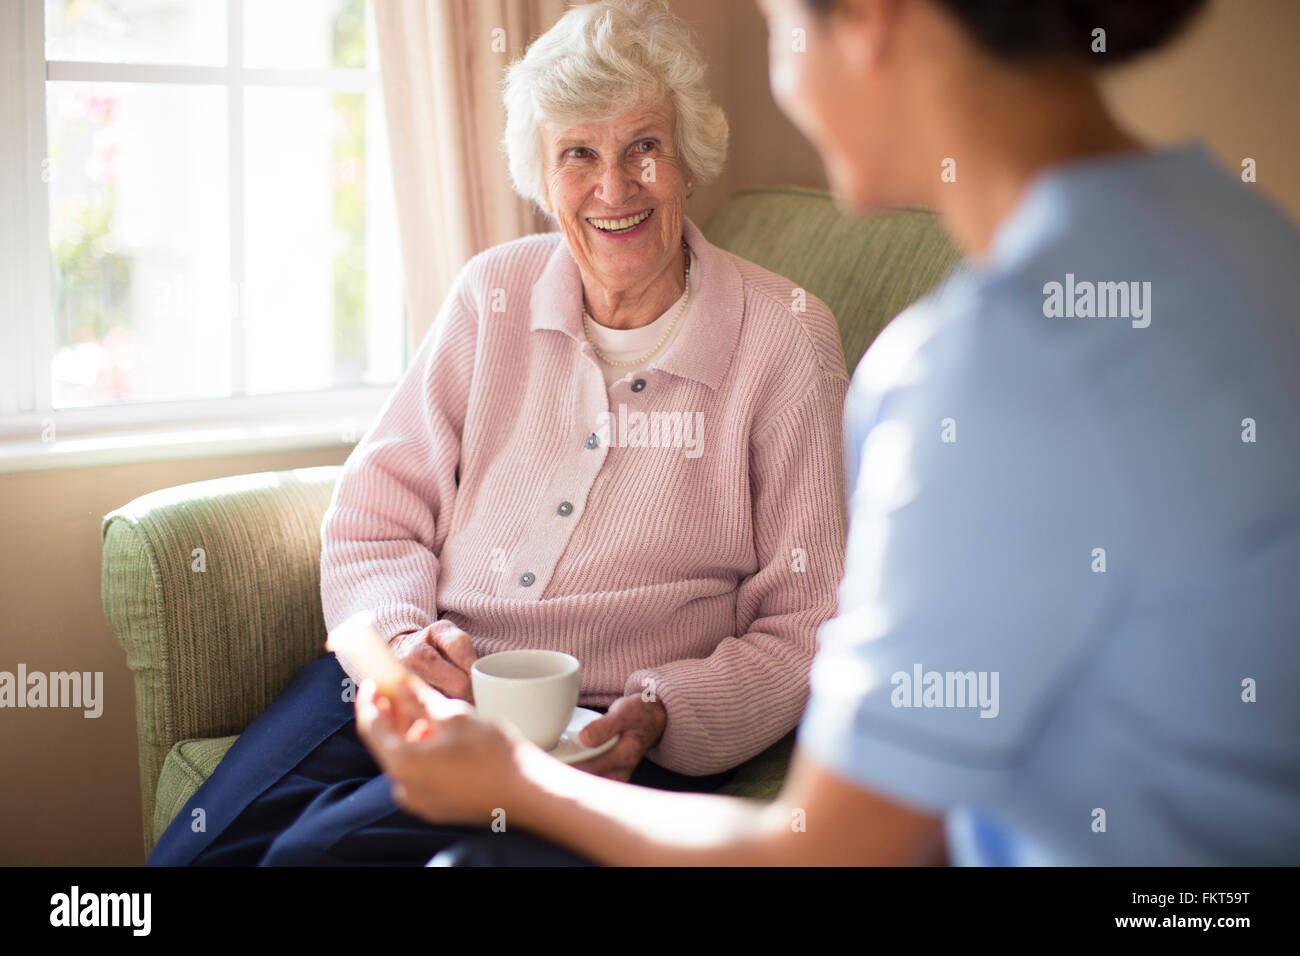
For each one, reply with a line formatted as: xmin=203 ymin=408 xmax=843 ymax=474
xmin=582 ymin=247 xmax=699 ymax=388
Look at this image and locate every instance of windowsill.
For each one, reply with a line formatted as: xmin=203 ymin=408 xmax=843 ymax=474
xmin=0 ymin=388 xmax=389 ymax=473
xmin=0 ymin=420 xmax=359 ymax=473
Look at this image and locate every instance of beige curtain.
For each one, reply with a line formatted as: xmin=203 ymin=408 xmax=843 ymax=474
xmin=375 ymin=0 xmax=568 ymax=353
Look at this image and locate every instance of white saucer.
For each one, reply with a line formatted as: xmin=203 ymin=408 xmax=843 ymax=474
xmin=548 ymin=706 xmax=619 ymax=764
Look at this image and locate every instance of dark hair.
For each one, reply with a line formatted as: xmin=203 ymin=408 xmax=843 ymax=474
xmin=802 ymin=0 xmax=1208 ymax=65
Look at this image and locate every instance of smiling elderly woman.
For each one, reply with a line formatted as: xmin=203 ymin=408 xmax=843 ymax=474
xmin=146 ymin=0 xmax=848 ymax=867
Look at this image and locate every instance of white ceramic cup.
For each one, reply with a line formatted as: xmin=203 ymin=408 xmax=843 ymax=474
xmin=471 ymin=650 xmax=580 ymax=750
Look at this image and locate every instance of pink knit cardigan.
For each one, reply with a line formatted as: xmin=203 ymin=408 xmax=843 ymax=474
xmin=321 ymin=217 xmax=849 ymax=774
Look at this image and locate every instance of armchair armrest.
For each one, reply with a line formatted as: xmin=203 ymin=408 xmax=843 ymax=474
xmin=101 ymin=465 xmax=340 ymax=851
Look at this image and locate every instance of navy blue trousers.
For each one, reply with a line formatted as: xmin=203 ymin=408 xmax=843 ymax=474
xmin=147 ymin=656 xmax=735 ymax=866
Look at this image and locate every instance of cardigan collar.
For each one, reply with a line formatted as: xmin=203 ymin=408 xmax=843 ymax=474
xmin=528 ymin=216 xmax=744 ymax=390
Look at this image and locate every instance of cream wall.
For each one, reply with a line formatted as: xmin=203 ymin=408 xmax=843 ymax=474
xmin=1100 ymin=0 xmax=1300 ymax=224
xmin=1 ymin=0 xmax=1295 ymax=866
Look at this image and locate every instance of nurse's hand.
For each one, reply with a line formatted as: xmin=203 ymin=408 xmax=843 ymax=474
xmin=355 ymin=676 xmax=526 ymax=827
xmin=391 ymin=619 xmax=478 ymax=701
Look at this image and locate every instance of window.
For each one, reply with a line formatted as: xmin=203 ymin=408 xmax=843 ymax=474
xmin=0 ymin=0 xmax=403 ymax=467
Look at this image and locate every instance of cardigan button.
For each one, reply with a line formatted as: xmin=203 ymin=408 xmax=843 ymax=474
xmin=630 ymin=378 xmax=646 ymax=392
xmin=519 ymin=572 xmax=535 ymax=587
xmin=557 ymin=501 xmax=573 ymax=516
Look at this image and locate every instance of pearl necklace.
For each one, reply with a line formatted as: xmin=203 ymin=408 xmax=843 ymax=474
xmin=582 ymin=240 xmax=691 ymax=368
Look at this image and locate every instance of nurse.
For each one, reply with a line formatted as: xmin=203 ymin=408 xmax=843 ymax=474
xmin=357 ymin=0 xmax=1300 ymax=865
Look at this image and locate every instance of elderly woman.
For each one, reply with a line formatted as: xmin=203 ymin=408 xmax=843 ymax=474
xmin=356 ymin=0 xmax=1300 ymax=868
xmin=146 ymin=0 xmax=848 ymax=866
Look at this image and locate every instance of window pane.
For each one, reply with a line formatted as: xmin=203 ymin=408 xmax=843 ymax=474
xmin=244 ymin=0 xmax=372 ymax=70
xmin=243 ymin=86 xmax=401 ymax=395
xmin=46 ymin=82 xmax=231 ymax=408
xmin=45 ymin=0 xmax=227 ymax=66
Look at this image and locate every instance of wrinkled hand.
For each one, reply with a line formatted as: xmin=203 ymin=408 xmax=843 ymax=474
xmin=391 ymin=619 xmax=477 ymax=701
xmin=354 ymin=676 xmax=528 ymax=827
xmin=570 ymin=694 xmax=667 ymax=781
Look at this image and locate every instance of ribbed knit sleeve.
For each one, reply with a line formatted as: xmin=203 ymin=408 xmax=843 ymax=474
xmin=625 ymin=367 xmax=849 ymax=775
xmin=318 ymin=262 xmax=479 ymax=676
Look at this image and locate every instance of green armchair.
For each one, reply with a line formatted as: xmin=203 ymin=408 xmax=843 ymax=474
xmin=102 ymin=187 xmax=959 ymax=857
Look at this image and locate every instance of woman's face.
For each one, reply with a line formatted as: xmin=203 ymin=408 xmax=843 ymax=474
xmin=759 ymin=0 xmax=910 ymax=210
xmin=540 ymin=101 xmax=689 ymax=293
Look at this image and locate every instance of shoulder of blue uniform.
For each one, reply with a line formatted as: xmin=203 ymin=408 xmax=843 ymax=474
xmin=1001 ymin=154 xmax=1300 ymax=347
xmin=721 ymin=248 xmax=849 ymax=382
xmin=1011 ymin=144 xmax=1300 ymax=301
xmin=846 ymin=263 xmax=985 ymax=403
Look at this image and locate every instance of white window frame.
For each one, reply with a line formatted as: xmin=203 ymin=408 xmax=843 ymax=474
xmin=0 ymin=0 xmax=399 ymax=473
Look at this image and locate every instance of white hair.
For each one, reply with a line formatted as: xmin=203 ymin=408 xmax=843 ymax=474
xmin=502 ymin=0 xmax=729 ymax=209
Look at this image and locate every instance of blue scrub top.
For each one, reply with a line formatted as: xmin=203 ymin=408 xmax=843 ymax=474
xmin=797 ymin=143 xmax=1300 ymax=865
